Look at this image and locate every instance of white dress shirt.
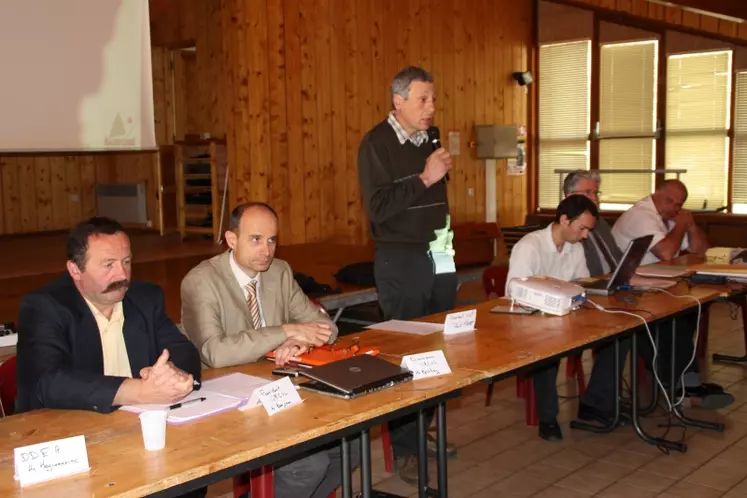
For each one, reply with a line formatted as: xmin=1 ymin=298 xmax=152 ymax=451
xmin=506 ymin=223 xmax=590 ymax=295
xmin=229 ymin=251 xmax=267 ymax=327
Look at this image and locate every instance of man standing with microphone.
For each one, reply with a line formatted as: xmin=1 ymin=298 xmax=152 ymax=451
xmin=358 ymin=66 xmax=457 ymax=484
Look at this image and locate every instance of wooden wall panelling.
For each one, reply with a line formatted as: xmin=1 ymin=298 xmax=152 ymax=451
xmin=330 ymin=0 xmax=349 ymax=243
xmin=267 ymin=0 xmax=292 ymax=245
xmin=223 ymin=0 xmax=532 ymax=244
xmin=315 ymin=0 xmax=335 ymax=241
xmin=356 ymin=0 xmax=375 ymax=244
xmin=1 ymin=159 xmax=20 ymax=234
xmin=34 ymin=157 xmax=53 ymax=231
xmin=247 ymin=0 xmax=270 ymax=208
xmin=151 ymin=46 xmax=173 ymax=146
xmin=342 ymin=0 xmax=361 ymax=245
xmin=284 ymin=0 xmax=307 ymax=244
xmin=299 ymin=0 xmax=320 ymax=241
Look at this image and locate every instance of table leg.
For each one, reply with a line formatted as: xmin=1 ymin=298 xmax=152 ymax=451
xmin=341 ymin=436 xmax=352 ymax=498
xmin=417 ymin=410 xmax=428 ymax=498
xmin=712 ymin=295 xmax=747 ymax=364
xmin=436 ymin=403 xmax=448 ymax=498
xmin=668 ymin=318 xmax=725 ymax=432
xmin=570 ymin=339 xmax=623 ymax=433
xmin=630 ymin=331 xmax=687 ymax=452
xmin=361 ymin=429 xmax=372 ymax=498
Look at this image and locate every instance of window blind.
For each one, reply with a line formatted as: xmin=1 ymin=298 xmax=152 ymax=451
xmin=598 ymin=40 xmax=658 ymax=206
xmin=665 ymin=51 xmax=732 ymax=210
xmin=732 ymin=72 xmax=747 ymax=213
xmin=538 ymin=41 xmax=591 ymax=208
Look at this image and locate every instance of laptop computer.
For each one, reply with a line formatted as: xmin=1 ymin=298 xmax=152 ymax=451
xmin=298 ymin=354 xmax=414 ymax=399
xmin=581 ymin=234 xmax=654 ymax=296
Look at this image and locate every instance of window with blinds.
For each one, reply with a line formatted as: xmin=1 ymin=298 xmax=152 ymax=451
xmin=732 ymin=72 xmax=747 ymax=214
xmin=538 ymin=40 xmax=591 ymax=208
xmin=598 ymin=40 xmax=658 ymax=208
xmin=665 ymin=50 xmax=732 ymax=210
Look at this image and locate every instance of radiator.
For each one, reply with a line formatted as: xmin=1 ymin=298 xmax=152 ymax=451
xmin=96 ymin=183 xmax=148 ymax=225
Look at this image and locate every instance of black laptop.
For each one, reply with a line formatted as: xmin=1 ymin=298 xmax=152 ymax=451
xmin=298 ymin=354 xmax=414 ymax=399
xmin=581 ymin=234 xmax=654 ymax=296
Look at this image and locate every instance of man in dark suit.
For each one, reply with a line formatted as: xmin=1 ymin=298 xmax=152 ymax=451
xmin=16 ymin=217 xmax=202 ymax=414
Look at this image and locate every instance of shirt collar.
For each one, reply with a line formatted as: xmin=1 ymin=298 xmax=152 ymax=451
xmin=387 ymin=111 xmax=428 ymax=146
xmin=543 ymin=223 xmax=570 ymax=255
xmin=229 ymin=251 xmax=260 ymax=290
xmin=82 ymin=296 xmax=123 ymax=324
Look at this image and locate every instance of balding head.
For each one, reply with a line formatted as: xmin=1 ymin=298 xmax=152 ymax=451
xmin=652 ymin=179 xmax=688 ymax=221
xmin=225 ymin=202 xmax=279 ymax=276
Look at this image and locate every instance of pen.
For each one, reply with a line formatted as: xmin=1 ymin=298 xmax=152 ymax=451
xmin=168 ymin=397 xmax=206 ymax=410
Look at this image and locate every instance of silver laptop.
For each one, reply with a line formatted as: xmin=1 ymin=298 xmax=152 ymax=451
xmin=582 ymin=234 xmax=654 ymax=296
xmin=298 ymin=354 xmax=413 ymax=399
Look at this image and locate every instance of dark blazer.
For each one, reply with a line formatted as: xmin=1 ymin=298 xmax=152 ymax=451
xmin=581 ymin=217 xmax=624 ymax=277
xmin=16 ymin=274 xmax=201 ymax=414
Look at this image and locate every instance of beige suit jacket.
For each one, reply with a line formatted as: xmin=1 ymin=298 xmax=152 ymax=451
xmin=180 ymin=251 xmax=337 ymax=368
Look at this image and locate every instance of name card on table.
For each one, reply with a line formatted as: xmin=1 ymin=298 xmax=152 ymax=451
xmin=401 ymin=350 xmax=452 ymax=380
xmin=257 ymin=376 xmax=303 ymax=416
xmin=14 ymin=435 xmax=90 ymax=487
xmin=443 ymin=309 xmax=477 ymax=335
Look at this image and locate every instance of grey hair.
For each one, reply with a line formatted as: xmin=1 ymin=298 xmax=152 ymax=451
xmin=563 ymin=169 xmax=601 ymax=197
xmin=391 ymin=66 xmax=434 ymax=106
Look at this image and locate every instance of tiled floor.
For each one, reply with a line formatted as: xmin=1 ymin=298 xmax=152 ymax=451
xmin=208 ymin=300 xmax=747 ymax=498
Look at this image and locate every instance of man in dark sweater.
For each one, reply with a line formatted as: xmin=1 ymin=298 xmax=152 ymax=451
xmin=358 ymin=66 xmax=456 ymax=484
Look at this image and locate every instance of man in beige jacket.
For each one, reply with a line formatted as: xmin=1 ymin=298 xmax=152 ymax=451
xmin=181 ymin=202 xmax=354 ymax=498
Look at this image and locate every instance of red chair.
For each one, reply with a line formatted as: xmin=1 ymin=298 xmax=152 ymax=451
xmin=0 ymin=356 xmax=17 ymax=417
xmin=481 ymin=267 xmax=586 ymax=426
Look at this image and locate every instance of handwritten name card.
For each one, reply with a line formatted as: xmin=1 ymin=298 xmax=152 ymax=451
xmin=257 ymin=376 xmax=303 ymax=416
xmin=14 ymin=435 xmax=90 ymax=487
xmin=401 ymin=350 xmax=452 ymax=380
xmin=444 ymin=309 xmax=477 ymax=335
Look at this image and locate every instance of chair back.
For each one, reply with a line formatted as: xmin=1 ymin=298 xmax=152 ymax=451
xmin=482 ymin=266 xmax=509 ymax=298
xmin=0 ymin=356 xmax=18 ymax=417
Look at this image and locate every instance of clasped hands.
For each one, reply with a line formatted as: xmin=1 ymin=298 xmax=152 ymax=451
xmin=273 ymin=322 xmax=333 ymax=366
xmin=137 ymin=349 xmax=194 ymax=403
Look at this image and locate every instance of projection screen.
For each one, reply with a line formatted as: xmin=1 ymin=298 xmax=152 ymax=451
xmin=0 ymin=0 xmax=156 ymax=152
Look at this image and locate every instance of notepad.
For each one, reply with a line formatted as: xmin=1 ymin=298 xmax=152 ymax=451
xmin=120 ymin=373 xmax=273 ymax=424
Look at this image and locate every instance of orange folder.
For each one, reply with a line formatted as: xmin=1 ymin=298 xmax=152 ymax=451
xmin=265 ymin=342 xmax=380 ymax=367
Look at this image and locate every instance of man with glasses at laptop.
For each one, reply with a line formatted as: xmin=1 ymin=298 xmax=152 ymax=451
xmin=506 ymin=195 xmax=598 ymax=441
xmin=564 ymin=171 xmax=733 ymax=414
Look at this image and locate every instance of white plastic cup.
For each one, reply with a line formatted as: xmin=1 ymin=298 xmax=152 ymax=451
xmin=139 ymin=410 xmax=167 ymax=451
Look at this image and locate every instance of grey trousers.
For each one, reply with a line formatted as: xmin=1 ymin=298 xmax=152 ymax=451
xmin=275 ymin=440 xmax=361 ymax=498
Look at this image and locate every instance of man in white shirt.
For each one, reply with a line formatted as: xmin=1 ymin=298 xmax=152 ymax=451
xmin=611 ymin=180 xmax=732 ymax=409
xmin=506 ymin=195 xmax=598 ymax=441
xmin=612 ymin=179 xmax=709 ymax=265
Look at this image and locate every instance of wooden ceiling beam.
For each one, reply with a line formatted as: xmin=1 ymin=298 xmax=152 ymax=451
xmin=649 ymin=0 xmax=747 ymax=22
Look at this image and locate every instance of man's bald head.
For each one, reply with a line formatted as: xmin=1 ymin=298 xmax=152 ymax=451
xmin=225 ymin=202 xmax=279 ymax=277
xmin=653 ymin=179 xmax=688 ymax=221
xmin=228 ymin=202 xmax=278 ymax=233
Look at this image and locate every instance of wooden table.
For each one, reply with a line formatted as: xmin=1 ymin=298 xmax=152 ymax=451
xmin=0 ymin=283 xmax=729 ymax=497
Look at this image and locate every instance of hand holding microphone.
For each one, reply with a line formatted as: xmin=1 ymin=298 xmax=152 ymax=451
xmin=420 ymin=126 xmax=452 ymax=188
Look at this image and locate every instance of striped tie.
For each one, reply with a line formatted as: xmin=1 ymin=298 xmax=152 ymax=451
xmin=246 ymin=281 xmax=262 ymax=329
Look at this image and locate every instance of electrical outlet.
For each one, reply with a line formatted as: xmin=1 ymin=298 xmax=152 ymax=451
xmin=467 ymin=188 xmax=474 ymax=197
xmin=70 ymin=194 xmax=79 ymax=202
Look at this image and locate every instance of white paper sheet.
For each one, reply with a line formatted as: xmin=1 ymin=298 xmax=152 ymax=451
xmin=365 ymin=319 xmax=443 ymax=335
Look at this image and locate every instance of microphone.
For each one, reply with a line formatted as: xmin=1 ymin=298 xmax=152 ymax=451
xmin=427 ymin=126 xmax=449 ymax=183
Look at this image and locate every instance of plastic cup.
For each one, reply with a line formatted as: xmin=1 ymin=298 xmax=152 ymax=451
xmin=139 ymin=410 xmax=167 ymax=451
